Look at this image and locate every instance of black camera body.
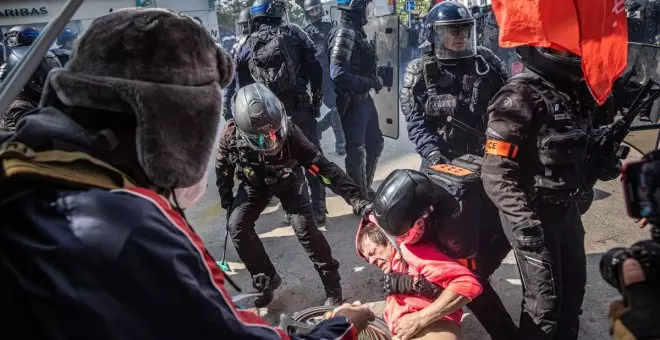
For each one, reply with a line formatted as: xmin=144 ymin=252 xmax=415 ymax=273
xmin=600 ymin=236 xmax=660 ymax=295
xmin=600 ymin=149 xmax=660 ymax=296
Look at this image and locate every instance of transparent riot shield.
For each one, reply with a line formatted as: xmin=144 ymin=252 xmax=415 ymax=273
xmin=479 ymin=10 xmax=519 ymax=77
xmin=328 ymin=3 xmax=340 ymax=28
xmin=364 ymin=13 xmax=400 ymax=139
xmin=624 ymin=42 xmax=660 ymax=154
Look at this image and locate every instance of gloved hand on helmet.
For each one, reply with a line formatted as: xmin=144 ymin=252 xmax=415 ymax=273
xmin=426 ymin=151 xmax=449 ymax=166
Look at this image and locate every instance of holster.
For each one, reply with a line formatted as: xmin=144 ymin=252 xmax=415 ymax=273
xmin=279 ymin=93 xmax=311 ymax=111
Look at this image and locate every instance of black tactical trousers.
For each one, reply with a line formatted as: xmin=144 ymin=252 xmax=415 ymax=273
xmin=340 ymin=95 xmax=384 ymax=198
xmin=228 ymin=180 xmax=341 ymax=291
xmin=467 ymin=213 xmax=519 ymax=340
xmin=500 ymin=203 xmax=586 ymax=340
xmin=289 ymin=107 xmax=327 ymax=213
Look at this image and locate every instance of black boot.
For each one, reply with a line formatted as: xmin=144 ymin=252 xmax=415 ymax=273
xmin=313 ymin=208 xmax=327 ymax=226
xmin=323 ymin=286 xmax=343 ymax=307
xmin=345 ymin=146 xmax=368 ymax=196
xmin=253 ymin=273 xmax=282 ymax=308
xmin=365 ymin=144 xmax=382 ymax=198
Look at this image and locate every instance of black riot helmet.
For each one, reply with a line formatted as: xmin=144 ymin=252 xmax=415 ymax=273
xmin=0 ymin=46 xmax=61 ymax=100
xmin=4 ymin=25 xmax=40 ymax=48
xmin=425 ymin=1 xmax=477 ymax=60
xmin=516 ymin=45 xmax=583 ymax=84
xmin=304 ymin=0 xmax=324 ymax=23
xmin=236 ymin=8 xmax=252 ymax=37
xmin=373 ymin=169 xmax=437 ymax=237
xmin=337 ymin=0 xmax=373 ymax=27
xmin=250 ymin=0 xmax=286 ymax=20
xmin=234 ymin=83 xmax=289 ymax=156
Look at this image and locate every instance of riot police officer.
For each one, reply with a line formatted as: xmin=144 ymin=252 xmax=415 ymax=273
xmin=327 ymin=0 xmax=384 ymax=200
xmin=372 ymin=169 xmax=518 ymax=340
xmin=402 ymin=2 xmax=507 ymax=172
xmin=222 ymin=7 xmax=251 ymax=121
xmin=51 ymin=27 xmax=78 ymax=66
xmin=481 ymin=46 xmax=596 ymax=339
xmin=0 ymin=26 xmax=62 ymax=132
xmin=236 ymin=0 xmax=329 ymax=224
xmin=215 ymin=84 xmax=372 ymax=307
xmin=303 ymin=0 xmax=346 ymax=156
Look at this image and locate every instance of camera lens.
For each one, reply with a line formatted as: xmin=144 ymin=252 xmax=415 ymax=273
xmin=599 ymin=247 xmax=629 ymax=292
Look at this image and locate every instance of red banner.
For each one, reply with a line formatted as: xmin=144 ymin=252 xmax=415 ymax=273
xmin=491 ymin=0 xmax=628 ymax=105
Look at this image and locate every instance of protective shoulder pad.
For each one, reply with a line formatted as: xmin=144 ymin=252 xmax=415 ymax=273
xmin=288 ymin=23 xmax=315 ymax=48
xmin=477 ymin=46 xmax=509 ymax=81
xmin=401 ymin=58 xmax=425 ymax=117
xmin=330 ymin=27 xmax=356 ymax=64
xmin=402 ymin=58 xmax=424 ymax=90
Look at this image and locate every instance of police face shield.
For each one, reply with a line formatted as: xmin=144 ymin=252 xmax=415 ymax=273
xmin=539 ymin=48 xmax=582 ymax=67
xmin=306 ymin=5 xmax=323 ymax=21
xmin=432 ymin=20 xmax=477 ymax=60
xmin=365 ymin=1 xmax=375 ymax=21
xmin=240 ymin=117 xmax=289 ymax=155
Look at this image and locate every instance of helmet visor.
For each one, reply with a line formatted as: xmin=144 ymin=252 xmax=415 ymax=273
xmin=306 ymin=5 xmax=323 ymax=18
xmin=240 ymin=117 xmax=289 ymax=155
xmin=432 ymin=20 xmax=477 ymax=60
xmin=538 ymin=47 xmax=582 ymax=66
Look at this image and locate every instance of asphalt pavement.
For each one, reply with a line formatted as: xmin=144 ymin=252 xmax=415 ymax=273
xmin=186 ymin=110 xmax=651 ymax=339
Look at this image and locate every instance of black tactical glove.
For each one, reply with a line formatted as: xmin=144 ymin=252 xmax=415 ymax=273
xmin=382 ymin=273 xmax=414 ymax=295
xmin=219 ymin=190 xmax=234 ymax=210
xmin=353 ymin=200 xmax=373 ymax=218
xmin=426 ymin=151 xmax=449 ymax=166
xmin=414 ymin=276 xmax=443 ymax=300
xmin=371 ymin=76 xmax=384 ymax=92
xmin=512 ymin=221 xmax=545 ymax=252
xmin=312 ymin=91 xmax=323 ymax=118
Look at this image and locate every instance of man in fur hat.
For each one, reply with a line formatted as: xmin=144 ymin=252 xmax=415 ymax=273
xmin=0 ymin=8 xmax=373 ymax=339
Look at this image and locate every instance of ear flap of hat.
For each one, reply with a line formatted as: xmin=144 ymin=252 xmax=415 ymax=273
xmin=41 ymin=69 xmax=222 ymax=188
xmin=216 ymin=45 xmax=234 ymax=88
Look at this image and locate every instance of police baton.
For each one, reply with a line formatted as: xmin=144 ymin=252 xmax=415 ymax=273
xmin=0 ymin=0 xmax=84 ymax=118
xmin=445 ymin=116 xmax=486 ymax=141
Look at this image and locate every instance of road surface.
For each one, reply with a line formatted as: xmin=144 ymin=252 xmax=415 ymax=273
xmin=186 ymin=110 xmax=651 ymax=339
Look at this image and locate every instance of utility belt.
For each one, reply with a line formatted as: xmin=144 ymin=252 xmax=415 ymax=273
xmin=278 ymin=93 xmax=311 ymax=110
xmin=237 ymin=164 xmax=297 ymax=191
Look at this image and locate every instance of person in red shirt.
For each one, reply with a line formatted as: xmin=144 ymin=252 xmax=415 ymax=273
xmin=356 ymin=221 xmax=482 ymax=340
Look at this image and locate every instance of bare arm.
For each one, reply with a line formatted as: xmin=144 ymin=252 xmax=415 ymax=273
xmin=417 ymin=289 xmax=470 ymax=327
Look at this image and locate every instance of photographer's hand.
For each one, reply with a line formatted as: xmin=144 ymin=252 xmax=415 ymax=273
xmin=635 ymin=218 xmax=649 ymax=229
xmin=609 ymin=259 xmax=660 ymax=340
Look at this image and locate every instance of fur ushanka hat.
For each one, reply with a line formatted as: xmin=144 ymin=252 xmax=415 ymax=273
xmin=40 ymin=8 xmax=234 ymax=188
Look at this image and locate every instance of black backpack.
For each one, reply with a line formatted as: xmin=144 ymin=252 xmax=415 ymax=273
xmin=425 ymin=154 xmax=503 ymax=266
xmin=247 ymin=26 xmax=299 ymax=94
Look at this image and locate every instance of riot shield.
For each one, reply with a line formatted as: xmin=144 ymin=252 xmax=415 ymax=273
xmin=364 ymin=13 xmax=400 ymax=139
xmin=480 ymin=10 xmax=519 ymax=77
xmin=624 ymin=42 xmax=660 ymax=154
